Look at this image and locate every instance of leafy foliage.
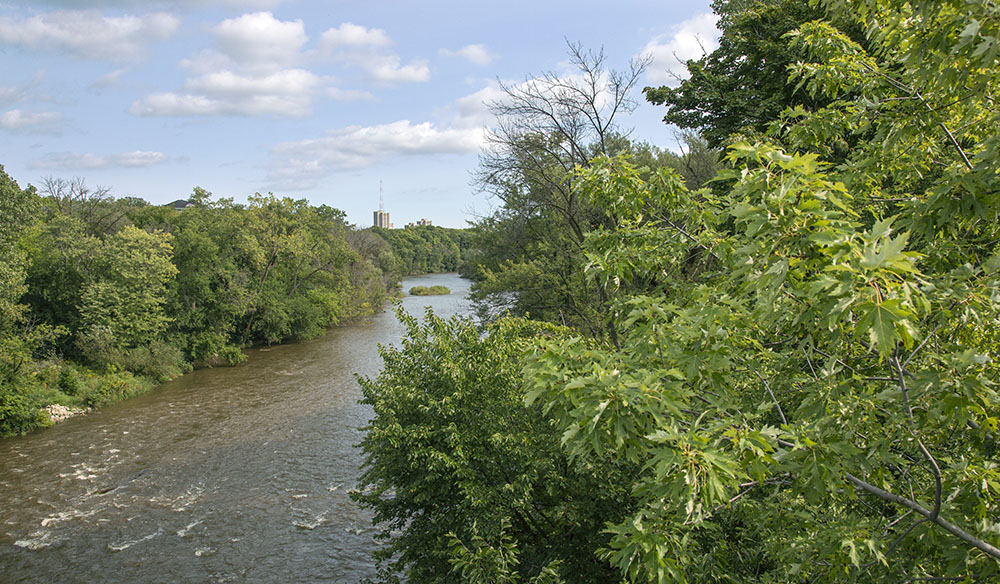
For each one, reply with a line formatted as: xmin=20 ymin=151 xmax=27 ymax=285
xmin=363 ymin=0 xmax=1000 ymax=581
xmin=355 ymin=310 xmax=630 ymax=583
xmin=0 ymin=175 xmax=400 ymax=435
xmin=370 ymin=225 xmax=471 ymax=276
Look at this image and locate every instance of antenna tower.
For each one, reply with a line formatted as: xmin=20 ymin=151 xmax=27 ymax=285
xmin=379 ymin=179 xmax=384 ymax=212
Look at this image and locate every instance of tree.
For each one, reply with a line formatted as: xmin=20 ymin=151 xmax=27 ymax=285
xmin=468 ymin=44 xmax=649 ymax=336
xmin=76 ymin=225 xmax=178 ymax=358
xmin=643 ymin=0 xmax=860 ymax=148
xmin=523 ymin=0 xmax=1000 ymax=580
xmin=355 ymin=309 xmax=632 ymax=584
xmin=364 ymin=0 xmax=1000 ymax=581
xmin=0 ymin=165 xmax=37 ymax=333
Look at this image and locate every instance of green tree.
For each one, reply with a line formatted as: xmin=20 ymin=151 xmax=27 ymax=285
xmin=0 ymin=165 xmax=37 ymax=333
xmin=467 ymin=44 xmax=648 ymax=336
xmin=522 ymin=0 xmax=1000 ymax=579
xmin=643 ymin=0 xmax=860 ymax=147
xmin=76 ymin=225 xmax=178 ymax=359
xmin=355 ymin=310 xmax=631 ymax=584
xmin=365 ymin=0 xmax=1000 ymax=581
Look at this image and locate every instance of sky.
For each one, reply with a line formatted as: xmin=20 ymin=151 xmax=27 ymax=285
xmin=0 ymin=0 xmax=719 ymax=228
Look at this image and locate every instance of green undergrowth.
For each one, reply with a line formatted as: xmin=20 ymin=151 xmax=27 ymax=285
xmin=0 ymin=360 xmax=166 ymax=436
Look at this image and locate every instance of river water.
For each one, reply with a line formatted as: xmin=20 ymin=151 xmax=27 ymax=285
xmin=0 ymin=273 xmax=472 ymax=584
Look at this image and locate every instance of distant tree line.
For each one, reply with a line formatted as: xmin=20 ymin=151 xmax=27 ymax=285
xmin=0 ymin=172 xmax=403 ymax=436
xmin=370 ymin=224 xmax=473 ymax=276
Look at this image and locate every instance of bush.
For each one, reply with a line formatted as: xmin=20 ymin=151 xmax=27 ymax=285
xmin=0 ymin=384 xmax=46 ymax=436
xmin=120 ymin=341 xmax=189 ymax=382
xmin=57 ymin=366 xmax=83 ymax=395
xmin=83 ymin=369 xmax=144 ymax=408
xmin=186 ymin=331 xmax=246 ymax=367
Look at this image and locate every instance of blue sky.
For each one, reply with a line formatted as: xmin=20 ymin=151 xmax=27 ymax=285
xmin=0 ymin=0 xmax=718 ymax=228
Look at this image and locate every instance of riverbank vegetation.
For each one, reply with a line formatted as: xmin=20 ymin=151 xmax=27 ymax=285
xmin=370 ymin=225 xmax=472 ymax=276
xmin=409 ymin=285 xmax=450 ymax=296
xmin=357 ymin=1 xmax=1000 ymax=582
xmin=0 ymin=177 xmax=401 ymax=436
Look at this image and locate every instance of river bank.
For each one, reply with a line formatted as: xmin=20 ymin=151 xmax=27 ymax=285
xmin=0 ymin=273 xmax=472 ymax=583
xmin=5 ymin=275 xmax=438 ymax=438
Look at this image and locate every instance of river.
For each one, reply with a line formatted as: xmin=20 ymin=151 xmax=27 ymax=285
xmin=0 ymin=273 xmax=473 ymax=584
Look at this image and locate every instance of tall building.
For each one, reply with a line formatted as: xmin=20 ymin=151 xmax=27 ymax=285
xmin=372 ymin=179 xmax=393 ymax=228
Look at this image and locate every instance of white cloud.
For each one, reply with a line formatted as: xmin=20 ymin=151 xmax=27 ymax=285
xmin=90 ymin=68 xmax=130 ymax=89
xmin=28 ymin=0 xmax=286 ymax=8
xmin=212 ymin=11 xmax=307 ymax=70
xmin=29 ymin=150 xmax=169 ymax=170
xmin=129 ymin=91 xmax=312 ymax=117
xmin=642 ymin=12 xmax=720 ymax=86
xmin=0 ymin=10 xmax=179 ymax=62
xmin=0 ymin=109 xmax=62 ymax=131
xmin=440 ymin=44 xmax=494 ymax=66
xmin=185 ymin=69 xmax=321 ymax=96
xmin=133 ymin=14 xmax=429 ymax=118
xmin=269 ymin=120 xmax=485 ymax=189
xmin=319 ymin=22 xmax=430 ymax=85
xmin=434 ymin=83 xmax=504 ymax=128
xmin=0 ymin=86 xmax=26 ymax=107
xmin=326 ymin=87 xmax=376 ymax=102
xmin=133 ymin=13 xmax=322 ymax=117
xmin=366 ymin=55 xmax=430 ymax=84
xmin=320 ymin=22 xmax=391 ymax=50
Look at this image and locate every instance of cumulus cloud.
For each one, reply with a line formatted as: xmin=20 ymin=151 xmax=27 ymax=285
xmin=132 ymin=12 xmax=323 ymax=117
xmin=0 ymin=10 xmax=179 ymax=62
xmin=29 ymin=150 xmax=169 ymax=170
xmin=319 ymin=22 xmax=430 ymax=85
xmin=320 ymin=22 xmax=391 ymax=50
xmin=268 ymin=119 xmax=485 ymax=189
xmin=26 ymin=0 xmax=286 ymax=8
xmin=439 ymin=44 xmax=494 ymax=66
xmin=326 ymin=87 xmax=376 ymax=102
xmin=212 ymin=11 xmax=306 ymax=70
xmin=366 ymin=55 xmax=430 ymax=84
xmin=130 ymin=91 xmax=312 ymax=117
xmin=0 ymin=109 xmax=62 ymax=131
xmin=132 ymin=13 xmax=428 ymax=117
xmin=642 ymin=12 xmax=720 ymax=86
xmin=185 ymin=69 xmax=321 ymax=96
xmin=434 ymin=83 xmax=505 ymax=128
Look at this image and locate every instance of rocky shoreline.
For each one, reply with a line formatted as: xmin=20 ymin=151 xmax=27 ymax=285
xmin=43 ymin=404 xmax=90 ymax=424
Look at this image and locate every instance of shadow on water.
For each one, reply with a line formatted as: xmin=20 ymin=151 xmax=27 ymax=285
xmin=0 ymin=274 xmax=473 ymax=584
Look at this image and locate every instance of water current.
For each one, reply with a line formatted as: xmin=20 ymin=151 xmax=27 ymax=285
xmin=0 ymin=273 xmax=473 ymax=583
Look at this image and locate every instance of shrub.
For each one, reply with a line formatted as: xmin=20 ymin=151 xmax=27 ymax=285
xmin=83 ymin=369 xmax=144 ymax=408
xmin=120 ymin=341 xmax=189 ymax=383
xmin=0 ymin=384 xmax=45 ymax=436
xmin=57 ymin=366 xmax=83 ymax=395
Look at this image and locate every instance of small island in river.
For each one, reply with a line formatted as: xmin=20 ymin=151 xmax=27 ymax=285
xmin=409 ymin=285 xmax=450 ymax=296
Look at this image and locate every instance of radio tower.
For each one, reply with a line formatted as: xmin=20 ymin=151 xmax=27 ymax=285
xmin=373 ymin=179 xmax=390 ymax=228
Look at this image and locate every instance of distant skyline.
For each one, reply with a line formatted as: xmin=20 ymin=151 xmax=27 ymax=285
xmin=0 ymin=1 xmax=719 ymax=228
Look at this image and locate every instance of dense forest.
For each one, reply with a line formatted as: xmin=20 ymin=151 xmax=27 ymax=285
xmin=370 ymin=224 xmax=473 ymax=276
xmin=356 ymin=0 xmax=1000 ymax=582
xmin=0 ymin=177 xmax=414 ymax=436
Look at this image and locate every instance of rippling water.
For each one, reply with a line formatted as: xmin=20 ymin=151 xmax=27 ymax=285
xmin=0 ymin=274 xmax=473 ymax=584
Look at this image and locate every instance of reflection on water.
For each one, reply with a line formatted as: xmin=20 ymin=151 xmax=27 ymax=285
xmin=0 ymin=274 xmax=472 ymax=583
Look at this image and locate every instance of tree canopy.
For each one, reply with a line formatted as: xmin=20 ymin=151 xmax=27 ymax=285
xmin=358 ymin=0 xmax=1000 ymax=581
